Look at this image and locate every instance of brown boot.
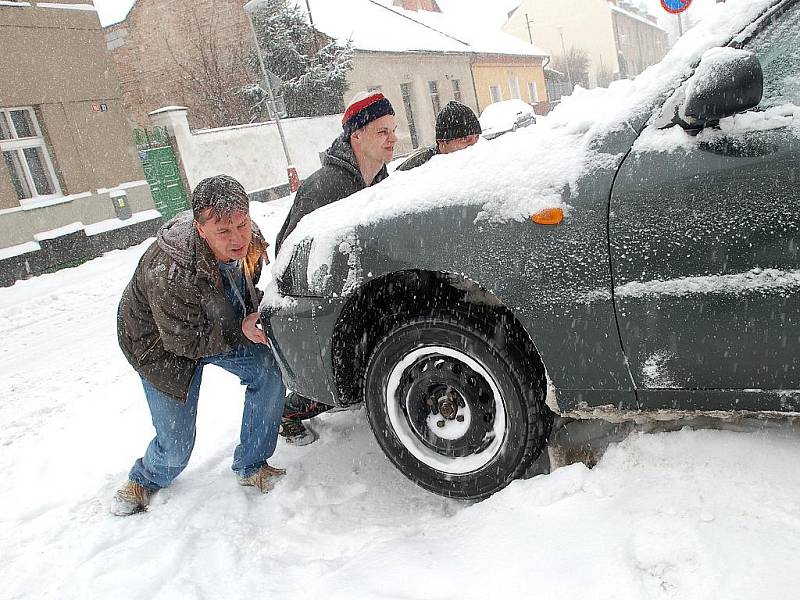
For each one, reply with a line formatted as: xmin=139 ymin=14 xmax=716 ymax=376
xmin=111 ymin=480 xmax=155 ymax=516
xmin=238 ymin=463 xmax=286 ymax=493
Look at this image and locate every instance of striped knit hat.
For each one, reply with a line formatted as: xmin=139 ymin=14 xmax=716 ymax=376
xmin=342 ymin=92 xmax=395 ymax=140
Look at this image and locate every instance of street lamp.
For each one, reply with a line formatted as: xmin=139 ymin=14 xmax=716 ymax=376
xmin=243 ymin=0 xmax=299 ymax=192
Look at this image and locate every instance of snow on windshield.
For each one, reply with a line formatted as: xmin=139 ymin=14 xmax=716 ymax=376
xmin=274 ymin=0 xmax=778 ymax=289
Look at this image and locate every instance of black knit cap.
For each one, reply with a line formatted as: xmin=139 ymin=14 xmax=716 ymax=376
xmin=435 ymin=101 xmax=482 ymax=141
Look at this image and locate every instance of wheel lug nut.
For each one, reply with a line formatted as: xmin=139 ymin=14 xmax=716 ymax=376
xmin=436 ymin=420 xmax=445 ymax=428
xmin=456 ymin=415 xmax=465 ymax=422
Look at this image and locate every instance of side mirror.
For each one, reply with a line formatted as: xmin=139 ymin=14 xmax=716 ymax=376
xmin=677 ymin=48 xmax=763 ymax=128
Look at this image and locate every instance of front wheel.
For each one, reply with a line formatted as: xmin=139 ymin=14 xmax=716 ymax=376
xmin=364 ymin=313 xmax=552 ymax=500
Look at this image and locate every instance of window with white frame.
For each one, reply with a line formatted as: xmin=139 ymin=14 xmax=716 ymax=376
xmin=509 ymin=76 xmax=521 ymax=99
xmin=528 ymin=81 xmax=540 ymax=103
xmin=489 ymin=85 xmax=503 ymax=103
xmin=1 ymin=107 xmax=60 ymax=203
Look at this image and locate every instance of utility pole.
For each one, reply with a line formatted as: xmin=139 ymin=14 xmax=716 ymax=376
xmin=244 ymin=2 xmax=299 ymax=191
xmin=525 ymin=13 xmax=534 ymax=44
xmin=557 ymin=26 xmax=574 ymax=90
xmin=305 ymin=0 xmax=319 ymax=54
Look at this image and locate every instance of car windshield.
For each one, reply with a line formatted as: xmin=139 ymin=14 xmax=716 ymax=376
xmin=746 ymin=2 xmax=800 ymax=107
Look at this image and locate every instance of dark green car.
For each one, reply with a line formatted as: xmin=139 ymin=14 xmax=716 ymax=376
xmin=265 ymin=0 xmax=800 ymax=500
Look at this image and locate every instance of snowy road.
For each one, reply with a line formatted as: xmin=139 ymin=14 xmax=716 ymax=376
xmin=2 ymin=200 xmax=799 ymax=599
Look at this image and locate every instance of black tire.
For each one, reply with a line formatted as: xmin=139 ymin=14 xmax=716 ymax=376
xmin=364 ymin=311 xmax=552 ymax=500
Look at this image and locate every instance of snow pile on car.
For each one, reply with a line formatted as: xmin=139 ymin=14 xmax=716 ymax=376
xmin=274 ymin=0 xmax=778 ymax=289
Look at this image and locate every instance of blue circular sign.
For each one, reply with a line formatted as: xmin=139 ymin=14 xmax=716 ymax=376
xmin=661 ymin=0 xmax=692 ymax=14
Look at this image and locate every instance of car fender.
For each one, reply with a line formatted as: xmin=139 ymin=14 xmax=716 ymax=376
xmin=315 ymin=195 xmax=634 ymax=407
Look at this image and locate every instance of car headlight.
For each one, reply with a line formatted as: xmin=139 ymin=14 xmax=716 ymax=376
xmin=277 ymin=238 xmax=312 ymax=296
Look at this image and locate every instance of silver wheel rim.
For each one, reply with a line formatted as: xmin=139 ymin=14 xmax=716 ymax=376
xmin=385 ymin=345 xmax=508 ymax=475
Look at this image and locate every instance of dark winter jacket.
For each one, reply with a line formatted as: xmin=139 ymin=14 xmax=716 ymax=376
xmin=395 ymin=145 xmax=438 ymax=172
xmin=275 ymin=134 xmax=389 ymax=252
xmin=117 ymin=213 xmax=267 ymax=402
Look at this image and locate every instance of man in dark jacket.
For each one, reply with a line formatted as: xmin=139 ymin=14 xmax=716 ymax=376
xmin=395 ymin=100 xmax=481 ymax=172
xmin=275 ymin=91 xmax=396 ymax=251
xmin=274 ymin=91 xmax=397 ymax=445
xmin=112 ymin=174 xmax=286 ymax=516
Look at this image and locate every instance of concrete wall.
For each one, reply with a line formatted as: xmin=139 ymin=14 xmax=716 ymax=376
xmin=0 ymin=0 xmax=154 ymax=252
xmin=0 ymin=183 xmax=154 ymax=247
xmin=150 ymin=107 xmax=344 ymax=195
xmin=471 ymin=57 xmax=548 ymax=112
xmin=345 ymin=51 xmax=479 ymax=155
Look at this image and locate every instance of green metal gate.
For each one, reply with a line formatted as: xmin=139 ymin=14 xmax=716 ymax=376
xmin=135 ymin=127 xmax=189 ymax=221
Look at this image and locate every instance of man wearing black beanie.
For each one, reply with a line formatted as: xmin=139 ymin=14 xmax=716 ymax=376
xmin=396 ymin=100 xmax=481 ymax=172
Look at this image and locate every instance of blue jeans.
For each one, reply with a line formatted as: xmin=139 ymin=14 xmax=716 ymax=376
xmin=128 ymin=343 xmax=286 ymax=490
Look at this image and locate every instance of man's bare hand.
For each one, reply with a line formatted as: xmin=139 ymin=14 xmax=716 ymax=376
xmin=242 ymin=312 xmax=268 ymax=345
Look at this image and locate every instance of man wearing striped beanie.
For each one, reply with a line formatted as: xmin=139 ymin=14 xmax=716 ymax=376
xmin=274 ymin=91 xmax=397 ymax=444
xmin=275 ymin=91 xmax=396 ymax=250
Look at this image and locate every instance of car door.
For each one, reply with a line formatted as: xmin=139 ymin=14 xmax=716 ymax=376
xmin=609 ymin=1 xmax=800 ymax=411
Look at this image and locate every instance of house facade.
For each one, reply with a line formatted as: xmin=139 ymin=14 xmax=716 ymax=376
xmin=104 ymin=0 xmax=549 ymax=165
xmin=104 ymin=0 xmax=254 ymax=131
xmin=344 ymin=51 xmax=479 ymax=155
xmin=0 ymin=0 xmax=156 ymax=285
xmin=610 ymin=2 xmax=670 ymax=78
xmin=470 ymin=55 xmax=548 ymax=113
xmin=502 ymin=0 xmax=668 ymax=87
xmin=309 ymin=0 xmax=549 ymax=153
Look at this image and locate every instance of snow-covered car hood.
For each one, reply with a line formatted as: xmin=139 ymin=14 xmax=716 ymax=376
xmin=274 ymin=0 xmax=780 ymax=289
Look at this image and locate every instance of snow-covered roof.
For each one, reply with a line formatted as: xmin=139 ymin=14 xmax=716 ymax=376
xmin=368 ymin=0 xmax=548 ymax=57
xmin=102 ymin=0 xmax=544 ymax=56
xmin=303 ymin=0 xmax=547 ymax=56
xmin=301 ymin=0 xmax=467 ymax=53
xmin=96 ymin=0 xmax=137 ymax=27
xmin=274 ymin=0 xmax=781 ymax=288
xmin=436 ymin=0 xmax=523 ymax=31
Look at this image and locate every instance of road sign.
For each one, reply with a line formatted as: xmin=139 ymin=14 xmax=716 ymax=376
xmin=661 ymin=0 xmax=692 ymax=13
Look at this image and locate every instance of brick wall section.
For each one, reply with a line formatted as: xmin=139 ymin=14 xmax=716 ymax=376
xmin=105 ymin=0 xmax=257 ymax=130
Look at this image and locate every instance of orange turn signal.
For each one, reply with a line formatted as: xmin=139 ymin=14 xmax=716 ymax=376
xmin=531 ymin=208 xmax=564 ymax=225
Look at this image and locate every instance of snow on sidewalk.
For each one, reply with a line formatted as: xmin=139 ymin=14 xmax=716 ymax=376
xmin=1 ymin=200 xmax=799 ymax=599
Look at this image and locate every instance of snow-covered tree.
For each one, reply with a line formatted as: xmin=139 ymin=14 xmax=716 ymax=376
xmin=551 ymin=47 xmax=591 ymax=89
xmin=164 ymin=8 xmax=254 ymax=128
xmin=245 ymin=0 xmax=353 ymax=119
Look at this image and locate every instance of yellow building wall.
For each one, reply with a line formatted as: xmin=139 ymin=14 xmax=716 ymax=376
xmin=471 ymin=58 xmax=548 ymax=113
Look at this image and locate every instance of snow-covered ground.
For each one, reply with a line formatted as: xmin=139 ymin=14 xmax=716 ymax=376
xmin=2 ymin=199 xmax=799 ymax=600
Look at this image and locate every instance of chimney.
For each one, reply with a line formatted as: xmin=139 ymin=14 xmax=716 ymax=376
xmin=392 ymin=0 xmax=441 ymax=12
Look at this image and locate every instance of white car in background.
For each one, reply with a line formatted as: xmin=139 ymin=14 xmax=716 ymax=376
xmin=479 ymin=99 xmax=536 ymax=139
